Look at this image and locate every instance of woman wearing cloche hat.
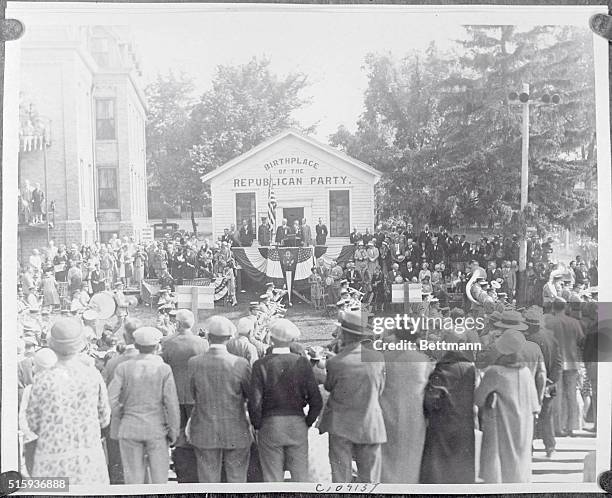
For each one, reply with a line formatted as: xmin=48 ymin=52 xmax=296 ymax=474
xmin=475 ymin=328 xmax=541 ymax=483
xmin=26 ymin=318 xmax=111 ymax=484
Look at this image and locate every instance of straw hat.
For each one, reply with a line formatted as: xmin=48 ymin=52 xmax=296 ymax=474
xmin=494 ymin=310 xmax=528 ymax=331
xmin=337 ymin=310 xmax=373 ymax=336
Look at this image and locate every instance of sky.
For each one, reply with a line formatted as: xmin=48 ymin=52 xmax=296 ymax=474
xmin=10 ymin=3 xmax=603 ymax=140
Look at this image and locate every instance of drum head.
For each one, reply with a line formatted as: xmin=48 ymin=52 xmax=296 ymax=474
xmin=88 ymin=291 xmax=116 ymax=320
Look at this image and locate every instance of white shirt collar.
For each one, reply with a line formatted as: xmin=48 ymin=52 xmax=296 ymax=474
xmin=210 ymin=344 xmax=227 ymax=350
xmin=272 ymin=347 xmax=291 ymax=354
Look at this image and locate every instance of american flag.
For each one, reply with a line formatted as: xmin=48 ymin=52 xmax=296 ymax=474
xmin=267 ymin=175 xmax=277 ymax=234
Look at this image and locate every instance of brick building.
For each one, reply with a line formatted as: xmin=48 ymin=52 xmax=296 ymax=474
xmin=18 ymin=25 xmax=148 ymax=261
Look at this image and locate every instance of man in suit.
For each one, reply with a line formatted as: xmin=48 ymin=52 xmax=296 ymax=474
xmin=239 ymin=219 xmax=254 ymax=247
xmin=315 ymin=218 xmax=328 ymax=246
xmin=160 ymin=309 xmax=209 ymax=482
xmin=188 ymin=316 xmax=252 ymax=482
xmin=102 ymin=318 xmax=142 ymax=484
xmin=275 ymin=218 xmax=292 ymax=245
xmin=301 ymin=218 xmax=312 ymax=246
xmin=319 ymin=311 xmax=386 ymax=483
xmin=248 ymin=319 xmax=322 ymax=482
xmin=258 ymin=217 xmax=271 ymax=246
xmin=108 ymin=327 xmax=180 ymax=484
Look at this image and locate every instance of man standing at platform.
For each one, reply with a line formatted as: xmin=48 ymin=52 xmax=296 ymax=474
xmin=275 ymin=218 xmax=292 ymax=245
xmin=301 ymin=218 xmax=312 ymax=246
xmin=258 ymin=217 xmax=271 ymax=246
xmin=316 ymin=218 xmax=328 ymax=246
xmin=239 ymin=219 xmax=254 ymax=247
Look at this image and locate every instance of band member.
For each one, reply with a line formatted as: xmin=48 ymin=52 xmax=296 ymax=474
xmin=112 ymin=282 xmax=130 ymax=330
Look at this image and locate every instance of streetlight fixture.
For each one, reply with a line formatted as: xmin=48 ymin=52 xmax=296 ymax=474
xmin=507 ymin=83 xmax=560 ymax=305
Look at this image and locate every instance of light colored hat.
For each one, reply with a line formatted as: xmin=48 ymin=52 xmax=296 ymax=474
xmin=490 ymin=281 xmax=501 ymax=290
xmin=33 ymin=348 xmax=57 ymax=369
xmin=206 ymin=315 xmax=236 ymax=337
xmin=236 ymin=317 xmax=255 ymax=336
xmin=269 ymin=318 xmax=301 ymax=342
xmin=133 ymin=327 xmax=163 ymax=346
xmin=337 ymin=310 xmax=373 ymax=336
xmin=495 ymin=328 xmax=527 ymax=355
xmin=48 ymin=318 xmax=85 ymax=355
xmin=494 ymin=310 xmax=528 ymax=331
xmin=523 ymin=308 xmax=543 ymax=325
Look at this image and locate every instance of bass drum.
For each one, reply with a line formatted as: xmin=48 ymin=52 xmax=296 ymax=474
xmin=88 ymin=291 xmax=116 ymax=320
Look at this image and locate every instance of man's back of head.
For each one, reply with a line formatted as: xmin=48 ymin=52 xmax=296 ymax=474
xmin=176 ymin=309 xmax=195 ymax=333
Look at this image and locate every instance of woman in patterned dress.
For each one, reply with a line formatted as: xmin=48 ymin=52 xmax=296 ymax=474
xmin=26 ymin=318 xmax=111 ymax=485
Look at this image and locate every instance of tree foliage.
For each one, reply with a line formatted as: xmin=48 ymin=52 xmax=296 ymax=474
xmin=189 ymin=57 xmax=313 ymax=178
xmin=331 ymin=26 xmax=597 ymax=234
xmin=145 ymin=58 xmax=313 ymax=221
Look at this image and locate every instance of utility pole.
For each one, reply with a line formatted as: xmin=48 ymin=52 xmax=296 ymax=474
xmin=508 ymin=84 xmax=560 ymax=305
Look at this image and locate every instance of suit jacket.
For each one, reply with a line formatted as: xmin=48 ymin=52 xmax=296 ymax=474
xmin=108 ymin=353 xmax=180 ymax=442
xmin=161 ymin=333 xmax=209 ymax=405
xmin=103 ymin=346 xmax=140 ymax=439
xmin=319 ymin=341 xmax=387 ymax=444
xmin=275 ymin=225 xmax=293 ymax=244
xmin=315 ymin=224 xmax=328 ymax=244
xmin=188 ymin=346 xmax=253 ymax=449
xmin=302 ymin=224 xmax=312 ymax=246
xmin=258 ymin=224 xmax=271 ymax=246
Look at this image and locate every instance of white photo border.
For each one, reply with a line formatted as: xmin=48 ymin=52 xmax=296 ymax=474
xmin=2 ymin=2 xmax=610 ymax=494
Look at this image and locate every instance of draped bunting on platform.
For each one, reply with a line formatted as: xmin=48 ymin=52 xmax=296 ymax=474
xmin=231 ymin=245 xmax=356 ymax=285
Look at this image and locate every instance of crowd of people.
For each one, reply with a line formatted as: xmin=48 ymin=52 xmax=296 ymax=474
xmin=15 ymin=218 xmax=600 ymax=486
xmin=16 ymin=285 xmax=600 ymax=485
xmin=307 ymin=219 xmax=598 ymax=313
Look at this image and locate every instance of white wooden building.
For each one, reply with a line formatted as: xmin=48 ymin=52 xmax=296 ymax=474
xmin=202 ymin=129 xmax=381 ymax=246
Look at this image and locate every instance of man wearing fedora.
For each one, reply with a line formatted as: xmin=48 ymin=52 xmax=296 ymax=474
xmin=108 ymin=326 xmax=180 ymax=484
xmin=248 ymin=318 xmax=322 ymax=482
xmin=319 ymin=311 xmax=386 ymax=483
xmin=188 ymin=316 xmax=252 ymax=482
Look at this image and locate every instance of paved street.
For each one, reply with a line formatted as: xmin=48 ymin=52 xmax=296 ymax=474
xmin=532 ymin=427 xmax=597 ymax=483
